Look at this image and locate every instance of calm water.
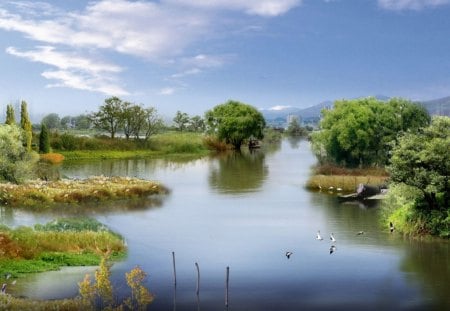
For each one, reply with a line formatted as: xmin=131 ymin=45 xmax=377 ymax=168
xmin=1 ymin=138 xmax=449 ymax=310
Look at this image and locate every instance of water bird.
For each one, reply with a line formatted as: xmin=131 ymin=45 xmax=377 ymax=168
xmin=285 ymin=251 xmax=293 ymax=259
xmin=11 ymin=280 xmax=16 ymax=285
xmin=330 ymin=233 xmax=336 ymax=242
xmin=336 ymin=187 xmax=343 ymax=191
xmin=390 ymin=222 xmax=395 ymax=233
xmin=1 ymin=284 xmax=6 ymax=294
xmin=316 ymin=230 xmax=323 ymax=240
xmin=329 ymin=245 xmax=336 ymax=255
xmin=4 ymin=274 xmax=10 ymax=280
xmin=356 ymin=231 xmax=365 ymax=235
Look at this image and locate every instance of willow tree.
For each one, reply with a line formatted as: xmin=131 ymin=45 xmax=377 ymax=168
xmin=5 ymin=104 xmax=16 ymax=125
xmin=311 ymin=97 xmax=430 ymax=167
xmin=20 ymin=101 xmax=33 ymax=152
xmin=205 ymin=100 xmax=266 ymax=150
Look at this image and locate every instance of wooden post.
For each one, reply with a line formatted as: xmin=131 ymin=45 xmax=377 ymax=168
xmin=195 ymin=262 xmax=200 ymax=296
xmin=172 ymin=252 xmax=177 ymax=287
xmin=225 ymin=266 xmax=230 ymax=308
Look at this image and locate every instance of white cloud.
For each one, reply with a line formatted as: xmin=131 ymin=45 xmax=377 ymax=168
xmin=165 ymin=0 xmax=301 ymax=16
xmin=269 ymin=105 xmax=292 ymax=111
xmin=378 ymin=0 xmax=450 ymax=10
xmin=0 ymin=0 xmax=299 ymax=95
xmin=159 ymin=87 xmax=176 ymax=95
xmin=6 ymin=46 xmax=127 ymax=95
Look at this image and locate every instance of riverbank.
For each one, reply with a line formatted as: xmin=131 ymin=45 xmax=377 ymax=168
xmin=0 ymin=176 xmax=168 ymax=208
xmin=0 ymin=218 xmax=126 ymax=280
xmin=306 ymin=165 xmax=389 ymax=192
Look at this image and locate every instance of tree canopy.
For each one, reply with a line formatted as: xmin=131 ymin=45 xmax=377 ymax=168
xmin=311 ymin=97 xmax=430 ymax=167
xmin=0 ymin=124 xmax=38 ymax=183
xmin=205 ymin=100 xmax=266 ymax=150
xmin=385 ymin=116 xmax=450 ymax=237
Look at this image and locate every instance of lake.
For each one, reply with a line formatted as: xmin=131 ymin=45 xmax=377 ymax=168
xmin=1 ymin=138 xmax=449 ymax=310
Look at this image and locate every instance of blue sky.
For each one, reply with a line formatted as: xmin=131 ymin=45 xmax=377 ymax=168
xmin=1 ymin=0 xmax=450 ymax=119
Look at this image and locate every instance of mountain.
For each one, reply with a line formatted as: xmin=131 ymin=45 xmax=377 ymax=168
xmin=262 ymin=95 xmax=450 ymax=128
xmin=418 ymin=96 xmax=450 ymax=116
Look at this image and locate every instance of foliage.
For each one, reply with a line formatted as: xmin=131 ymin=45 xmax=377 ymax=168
xmin=125 ymin=266 xmax=154 ymax=310
xmin=90 ymin=96 xmax=124 ymax=139
xmin=39 ymin=123 xmax=50 ymax=153
xmin=173 ymin=110 xmax=190 ymax=131
xmin=0 ymin=261 xmax=153 ymax=310
xmin=189 ymin=115 xmax=205 ymax=132
xmin=42 ymin=113 xmax=61 ymax=130
xmin=20 ymin=101 xmax=33 ymax=152
xmin=306 ymin=174 xmax=388 ymax=192
xmin=384 ymin=116 xmax=450 ymax=237
xmin=0 ymin=124 xmax=38 ymax=183
xmin=0 ymin=219 xmax=126 ymax=280
xmin=39 ymin=152 xmax=65 ymax=165
xmin=5 ymin=104 xmax=16 ymax=125
xmin=205 ymin=100 xmax=266 ymax=149
xmin=286 ymin=118 xmax=308 ymax=136
xmin=311 ymin=97 xmax=431 ymax=167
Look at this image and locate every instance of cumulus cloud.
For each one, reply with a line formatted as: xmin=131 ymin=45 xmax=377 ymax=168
xmin=378 ymin=0 xmax=450 ymax=10
xmin=0 ymin=0 xmax=299 ymax=95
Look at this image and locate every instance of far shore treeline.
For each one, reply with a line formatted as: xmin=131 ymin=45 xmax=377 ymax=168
xmin=0 ymin=96 xmax=449 ymax=239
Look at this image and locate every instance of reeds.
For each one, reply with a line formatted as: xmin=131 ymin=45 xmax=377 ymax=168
xmin=306 ymin=174 xmax=388 ymax=192
xmin=0 ymin=176 xmax=168 ymax=208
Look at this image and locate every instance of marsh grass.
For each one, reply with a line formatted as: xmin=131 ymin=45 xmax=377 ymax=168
xmin=306 ymin=164 xmax=389 ymax=192
xmin=0 ymin=176 xmax=167 ymax=208
xmin=0 ymin=218 xmax=126 ymax=279
xmin=57 ymin=132 xmax=210 ymax=160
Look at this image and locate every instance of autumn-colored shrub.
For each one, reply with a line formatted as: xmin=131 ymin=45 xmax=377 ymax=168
xmin=40 ymin=152 xmax=65 ymax=164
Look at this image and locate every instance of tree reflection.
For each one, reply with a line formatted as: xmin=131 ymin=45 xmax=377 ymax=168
xmin=400 ymin=240 xmax=450 ymax=309
xmin=208 ymin=150 xmax=268 ymax=194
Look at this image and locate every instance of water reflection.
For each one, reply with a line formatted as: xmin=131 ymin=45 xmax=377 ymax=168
xmin=401 ymin=240 xmax=450 ymax=309
xmin=286 ymin=136 xmax=303 ymax=149
xmin=208 ymin=150 xmax=268 ymax=194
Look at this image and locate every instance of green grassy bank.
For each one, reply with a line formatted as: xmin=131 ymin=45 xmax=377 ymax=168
xmin=0 ymin=218 xmax=126 ymax=280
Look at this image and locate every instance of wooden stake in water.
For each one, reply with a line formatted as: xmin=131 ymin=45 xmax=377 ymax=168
xmin=225 ymin=266 xmax=230 ymax=308
xmin=172 ymin=251 xmax=177 ymax=287
xmin=195 ymin=262 xmax=200 ymax=296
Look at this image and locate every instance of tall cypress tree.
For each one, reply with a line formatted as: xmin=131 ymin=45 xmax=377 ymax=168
xmin=39 ymin=123 xmax=50 ymax=154
xmin=5 ymin=104 xmax=16 ymax=125
xmin=20 ymin=101 xmax=33 ymax=152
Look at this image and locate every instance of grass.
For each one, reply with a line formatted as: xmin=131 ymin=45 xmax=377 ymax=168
xmin=0 ymin=176 xmax=168 ymax=208
xmin=306 ymin=164 xmax=389 ymax=192
xmin=55 ymin=131 xmax=211 ymax=161
xmin=0 ymin=218 xmax=126 ymax=280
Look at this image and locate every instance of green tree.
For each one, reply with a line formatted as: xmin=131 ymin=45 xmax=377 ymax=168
xmin=311 ymin=97 xmax=430 ymax=167
xmin=389 ymin=116 xmax=449 ymax=211
xmin=5 ymin=104 xmax=16 ymax=125
xmin=39 ymin=123 xmax=50 ymax=154
xmin=90 ymin=97 xmax=125 ymax=139
xmin=286 ymin=117 xmax=307 ymax=136
xmin=42 ymin=113 xmax=61 ymax=130
xmin=74 ymin=114 xmax=91 ymax=130
xmin=0 ymin=124 xmax=38 ymax=183
xmin=205 ymin=100 xmax=266 ymax=150
xmin=60 ymin=115 xmax=72 ymax=129
xmin=142 ymin=107 xmax=164 ymax=141
xmin=189 ymin=115 xmax=205 ymax=132
xmin=173 ymin=110 xmax=190 ymax=132
xmin=20 ymin=101 xmax=33 ymax=152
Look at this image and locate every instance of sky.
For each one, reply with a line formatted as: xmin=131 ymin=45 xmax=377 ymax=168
xmin=0 ymin=0 xmax=450 ymax=120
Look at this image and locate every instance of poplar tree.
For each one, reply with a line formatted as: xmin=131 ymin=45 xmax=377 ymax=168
xmin=20 ymin=101 xmax=33 ymax=152
xmin=5 ymin=104 xmax=16 ymax=125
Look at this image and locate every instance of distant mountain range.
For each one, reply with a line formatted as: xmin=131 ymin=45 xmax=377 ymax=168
xmin=261 ymin=95 xmax=450 ymax=126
